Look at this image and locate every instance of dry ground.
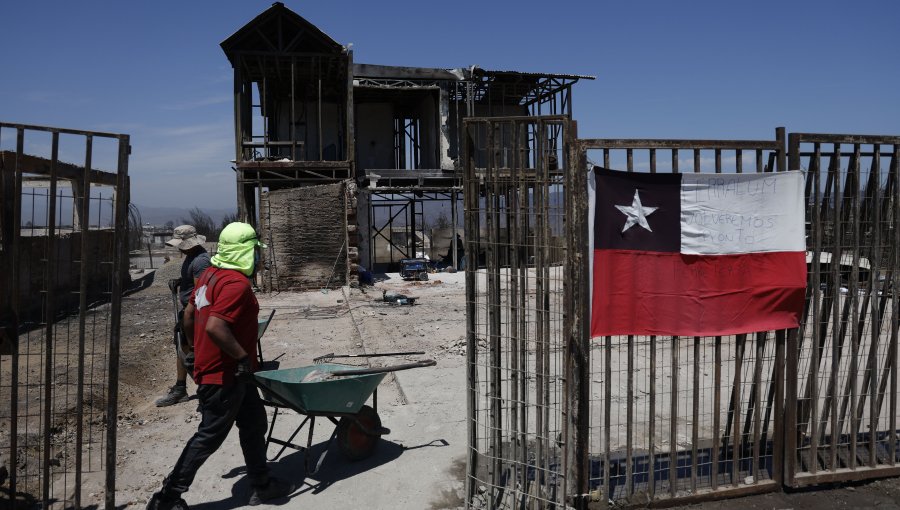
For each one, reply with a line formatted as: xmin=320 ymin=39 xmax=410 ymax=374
xmin=65 ymin=260 xmax=900 ymax=510
xmin=75 ymin=261 xmax=468 ymax=510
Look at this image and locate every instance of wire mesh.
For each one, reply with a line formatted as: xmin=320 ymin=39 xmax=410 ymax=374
xmin=465 ymin=128 xmax=900 ymax=507
xmin=787 ymin=137 xmax=900 ymax=486
xmin=0 ymin=123 xmax=129 ymax=510
xmin=464 ymin=117 xmax=571 ymax=509
xmin=581 ymin=138 xmax=787 ymax=505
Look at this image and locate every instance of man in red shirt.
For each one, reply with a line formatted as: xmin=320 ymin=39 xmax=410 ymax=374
xmin=147 ymin=223 xmax=293 ymax=510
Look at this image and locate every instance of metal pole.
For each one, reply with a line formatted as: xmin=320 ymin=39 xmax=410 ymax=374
xmin=463 ymin=122 xmax=479 ymax=506
xmin=105 ymin=135 xmax=129 ymax=510
xmin=74 ymin=135 xmax=93 ymax=508
xmin=9 ymin=128 xmax=24 ymax=508
xmin=42 ymin=132 xmax=60 ymax=505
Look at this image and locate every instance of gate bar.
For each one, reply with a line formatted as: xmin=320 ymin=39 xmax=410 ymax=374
xmin=891 ymin=145 xmax=899 ymax=466
xmin=74 ymin=134 xmax=93 ymax=508
xmin=41 ymin=132 xmax=59 ymax=504
xmin=105 ymin=134 xmax=130 ymax=510
xmin=9 ymin=127 xmax=25 ymax=508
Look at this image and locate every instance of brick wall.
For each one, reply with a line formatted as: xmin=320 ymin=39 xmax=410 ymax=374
xmin=260 ymin=182 xmax=349 ymax=291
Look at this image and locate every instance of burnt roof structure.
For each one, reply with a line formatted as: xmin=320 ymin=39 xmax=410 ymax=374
xmin=221 ymin=2 xmax=593 ymax=282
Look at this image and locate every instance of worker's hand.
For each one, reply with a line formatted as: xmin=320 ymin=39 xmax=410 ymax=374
xmin=183 ymin=352 xmax=195 ymax=378
xmin=235 ymin=356 xmax=253 ymax=383
xmin=168 ymin=278 xmax=180 ymax=294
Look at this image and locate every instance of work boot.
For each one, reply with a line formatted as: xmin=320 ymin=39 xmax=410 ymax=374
xmin=248 ymin=477 xmax=296 ymax=506
xmin=146 ymin=492 xmax=189 ymax=510
xmin=154 ymin=384 xmax=188 ymax=407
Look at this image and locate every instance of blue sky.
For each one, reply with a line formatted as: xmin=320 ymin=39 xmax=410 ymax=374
xmin=1 ymin=1 xmax=898 ymax=210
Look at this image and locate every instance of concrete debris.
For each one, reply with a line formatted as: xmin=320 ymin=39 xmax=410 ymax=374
xmin=301 ymin=369 xmax=336 ymax=383
xmin=440 ymin=336 xmax=483 ymax=356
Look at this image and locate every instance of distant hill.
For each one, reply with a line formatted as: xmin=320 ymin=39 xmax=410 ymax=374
xmin=134 ymin=204 xmax=237 ymax=227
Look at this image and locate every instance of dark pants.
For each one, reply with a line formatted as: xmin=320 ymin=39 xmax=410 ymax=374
xmin=161 ymin=382 xmax=269 ymax=497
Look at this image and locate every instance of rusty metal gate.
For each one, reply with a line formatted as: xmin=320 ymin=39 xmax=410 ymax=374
xmin=463 ymin=115 xmax=578 ymax=509
xmin=466 ymin=122 xmax=900 ymax=508
xmin=573 ymin=131 xmax=790 ymax=506
xmin=0 ymin=122 xmax=130 ymax=510
xmin=785 ymin=134 xmax=900 ymax=487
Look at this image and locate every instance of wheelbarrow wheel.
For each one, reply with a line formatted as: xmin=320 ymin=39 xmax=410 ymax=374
xmin=337 ymin=405 xmax=382 ymax=461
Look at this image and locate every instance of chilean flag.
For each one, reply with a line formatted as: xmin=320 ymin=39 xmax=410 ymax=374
xmin=590 ymin=167 xmax=807 ymax=338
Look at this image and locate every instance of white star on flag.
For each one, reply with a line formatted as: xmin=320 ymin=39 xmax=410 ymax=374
xmin=615 ymin=189 xmax=657 ymax=233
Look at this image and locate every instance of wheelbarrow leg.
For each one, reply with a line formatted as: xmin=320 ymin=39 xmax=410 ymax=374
xmin=307 ymin=417 xmax=340 ymax=476
xmin=267 ymin=412 xmax=311 ymax=462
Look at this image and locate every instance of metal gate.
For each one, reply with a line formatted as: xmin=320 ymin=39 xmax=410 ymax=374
xmin=0 ymin=122 xmax=130 ymax=510
xmin=574 ymin=131 xmax=789 ymax=506
xmin=463 ymin=115 xmax=577 ymax=509
xmin=785 ymin=134 xmax=900 ymax=487
xmin=466 ymin=123 xmax=900 ymax=508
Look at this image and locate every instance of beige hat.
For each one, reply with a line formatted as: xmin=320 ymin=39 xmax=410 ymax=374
xmin=166 ymin=224 xmax=206 ymax=250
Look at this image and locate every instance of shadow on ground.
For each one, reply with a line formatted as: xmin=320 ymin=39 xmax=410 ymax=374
xmin=190 ymin=438 xmax=409 ymax=510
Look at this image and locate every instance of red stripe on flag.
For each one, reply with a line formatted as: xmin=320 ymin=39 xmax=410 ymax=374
xmin=591 ymin=250 xmax=807 ymax=337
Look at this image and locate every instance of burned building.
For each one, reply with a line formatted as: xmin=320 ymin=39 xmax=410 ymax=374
xmin=221 ymin=2 xmax=591 ymax=289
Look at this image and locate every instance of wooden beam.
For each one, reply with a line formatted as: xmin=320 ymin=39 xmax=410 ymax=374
xmin=0 ymin=151 xmax=117 ymax=186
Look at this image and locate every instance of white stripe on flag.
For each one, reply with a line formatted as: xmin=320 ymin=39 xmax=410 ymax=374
xmin=680 ymin=171 xmax=805 ymax=255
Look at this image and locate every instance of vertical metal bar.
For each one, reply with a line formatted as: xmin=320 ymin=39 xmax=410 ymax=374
xmin=42 ymin=131 xmax=60 ymax=505
xmin=849 ymin=144 xmax=861 ymax=469
xmin=713 ymin=335 xmax=721 ymax=490
xmin=9 ymin=127 xmax=24 ymax=507
xmin=753 ymin=333 xmax=763 ymax=482
xmin=785 ymin=328 xmax=799 ymax=484
xmin=604 ymin=338 xmax=611 ymax=500
xmin=518 ymin=124 xmax=529 ymax=501
xmin=831 ymin=143 xmax=843 ymax=472
xmin=670 ymin=335 xmax=678 ymax=497
xmin=856 ymin=143 xmax=890 ymax=468
xmin=626 ymin=335 xmax=634 ymax=497
xmin=509 ymin=124 xmax=520 ymax=504
xmin=105 ymin=135 xmax=130 ymax=510
xmin=867 ymin=144 xmax=880 ymax=468
xmin=487 ymin=121 xmax=504 ymax=504
xmin=74 ymin=135 xmax=93 ymax=508
xmin=810 ymin=142 xmax=823 ymax=474
xmin=649 ymin=334 xmax=657 ymax=499
xmin=649 ymin=150 xmax=657 ymax=501
xmin=891 ymin=144 xmax=899 ymax=465
xmin=534 ymin=122 xmax=546 ymax=500
xmin=772 ymin=126 xmax=787 ymax=485
xmin=775 ymin=330 xmax=786 ymax=484
xmin=732 ymin=335 xmax=743 ymax=486
xmin=691 ymin=337 xmax=699 ymax=492
xmin=540 ymin=122 xmax=552 ymax=505
xmin=463 ymin=122 xmax=478 ymax=506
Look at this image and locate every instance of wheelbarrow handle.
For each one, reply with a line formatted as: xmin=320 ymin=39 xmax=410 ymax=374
xmin=314 ymin=351 xmax=425 ymax=363
xmin=329 ymin=359 xmax=437 ymax=377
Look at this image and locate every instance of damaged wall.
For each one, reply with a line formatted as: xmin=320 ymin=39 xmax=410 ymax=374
xmin=16 ymin=230 xmax=120 ymax=325
xmin=260 ymin=182 xmax=348 ymax=290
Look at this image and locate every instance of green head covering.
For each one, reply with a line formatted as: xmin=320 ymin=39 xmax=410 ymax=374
xmin=210 ymin=222 xmax=266 ymax=276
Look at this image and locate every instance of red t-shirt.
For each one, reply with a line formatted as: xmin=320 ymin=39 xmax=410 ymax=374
xmin=190 ymin=267 xmax=260 ymax=385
